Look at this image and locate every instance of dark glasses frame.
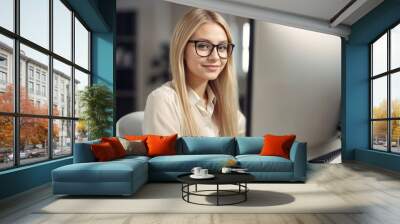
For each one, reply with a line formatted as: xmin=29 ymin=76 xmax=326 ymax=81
xmin=188 ymin=40 xmax=235 ymax=59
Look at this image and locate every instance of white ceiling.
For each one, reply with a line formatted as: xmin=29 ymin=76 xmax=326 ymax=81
xmin=223 ymin=0 xmax=383 ymax=26
xmin=164 ymin=0 xmax=384 ymax=38
xmin=224 ymin=0 xmax=352 ymax=23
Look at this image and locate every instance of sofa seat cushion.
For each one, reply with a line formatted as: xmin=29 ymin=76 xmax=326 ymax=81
xmin=149 ymin=154 xmax=235 ymax=172
xmin=52 ymin=159 xmax=147 ymax=183
xmin=116 ymin=155 xmax=150 ymax=163
xmin=236 ymin=155 xmax=293 ymax=172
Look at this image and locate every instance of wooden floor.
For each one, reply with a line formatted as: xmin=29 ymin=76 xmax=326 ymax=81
xmin=1 ymin=162 xmax=400 ymax=224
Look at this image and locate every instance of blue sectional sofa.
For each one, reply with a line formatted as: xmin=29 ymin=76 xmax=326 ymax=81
xmin=52 ymin=137 xmax=307 ymax=196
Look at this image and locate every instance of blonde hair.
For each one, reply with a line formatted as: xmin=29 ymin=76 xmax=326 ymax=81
xmin=169 ymin=8 xmax=240 ymax=136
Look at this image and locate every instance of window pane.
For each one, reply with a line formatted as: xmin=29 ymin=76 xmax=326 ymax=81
xmin=0 ymin=116 xmax=13 ymax=170
xmin=20 ymin=44 xmax=49 ymax=115
xmin=372 ymin=121 xmax=388 ymax=151
xmin=0 ymin=34 xmax=14 ymax=112
xmin=53 ymin=59 xmax=72 ymax=117
xmin=20 ymin=117 xmax=49 ymax=165
xmin=20 ymin=0 xmax=49 ymax=49
xmin=53 ymin=119 xmax=72 ymax=158
xmin=53 ymin=0 xmax=72 ymax=60
xmin=74 ymin=69 xmax=89 ymax=118
xmin=392 ymin=72 xmax=400 ymax=118
xmin=0 ymin=0 xmax=14 ymax=31
xmin=372 ymin=33 xmax=387 ymax=76
xmin=392 ymin=24 xmax=400 ymax=70
xmin=372 ymin=77 xmax=387 ymax=119
xmin=75 ymin=120 xmax=88 ymax=143
xmin=75 ymin=18 xmax=89 ymax=70
xmin=391 ymin=120 xmax=400 ymax=153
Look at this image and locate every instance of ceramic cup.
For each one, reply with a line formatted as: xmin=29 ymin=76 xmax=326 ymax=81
xmin=221 ymin=167 xmax=232 ymax=174
xmin=200 ymin=169 xmax=208 ymax=176
xmin=191 ymin=167 xmax=202 ymax=176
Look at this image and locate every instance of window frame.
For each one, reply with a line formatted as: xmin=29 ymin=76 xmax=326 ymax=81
xmin=370 ymin=20 xmax=400 ymax=154
xmin=0 ymin=0 xmax=92 ymax=171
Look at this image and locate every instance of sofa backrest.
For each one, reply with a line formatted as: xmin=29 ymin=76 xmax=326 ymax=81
xmin=74 ymin=136 xmax=283 ymax=161
xmin=178 ymin=137 xmax=236 ymax=155
xmin=235 ymin=137 xmax=264 ymax=155
xmin=73 ymin=139 xmax=100 ymax=163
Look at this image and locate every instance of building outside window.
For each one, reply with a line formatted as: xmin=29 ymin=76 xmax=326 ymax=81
xmin=42 ymin=85 xmax=46 ymax=97
xmin=0 ymin=71 xmax=7 ymax=86
xmin=41 ymin=73 xmax=46 ymax=83
xmin=0 ymin=54 xmax=7 ymax=67
xmin=28 ymin=67 xmax=34 ymax=80
xmin=28 ymin=81 xmax=34 ymax=94
xmin=0 ymin=54 xmax=7 ymax=89
xmin=35 ymin=70 xmax=40 ymax=81
xmin=35 ymin=83 xmax=40 ymax=95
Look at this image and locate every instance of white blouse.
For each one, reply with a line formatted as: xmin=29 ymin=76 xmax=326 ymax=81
xmin=143 ymin=81 xmax=246 ymax=137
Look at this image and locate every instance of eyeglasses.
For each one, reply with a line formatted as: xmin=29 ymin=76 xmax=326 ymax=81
xmin=188 ymin=40 xmax=235 ymax=59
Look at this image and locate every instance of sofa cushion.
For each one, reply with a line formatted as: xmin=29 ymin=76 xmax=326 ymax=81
xmin=236 ymin=137 xmax=263 ymax=155
xmin=52 ymin=158 xmax=147 ymax=183
xmin=74 ymin=140 xmax=101 ymax=163
xmin=101 ymin=137 xmax=127 ymax=158
xmin=90 ymin=142 xmax=118 ymax=161
xmin=146 ymin=134 xmax=177 ymax=157
xmin=118 ymin=138 xmax=148 ymax=156
xmin=260 ymin=134 xmax=296 ymax=159
xmin=114 ymin=155 xmax=150 ymax=164
xmin=179 ymin=137 xmax=236 ymax=155
xmin=148 ymin=154 xmax=235 ymax=172
xmin=236 ymin=155 xmax=293 ymax=172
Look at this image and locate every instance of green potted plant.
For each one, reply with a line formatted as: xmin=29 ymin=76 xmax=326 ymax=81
xmin=79 ymin=84 xmax=113 ymax=140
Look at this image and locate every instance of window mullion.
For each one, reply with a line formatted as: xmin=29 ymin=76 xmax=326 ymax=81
xmin=49 ymin=0 xmax=54 ymax=160
xmin=71 ymin=10 xmax=76 ymax=155
xmin=13 ymin=0 xmax=21 ymax=167
xmin=370 ymin=45 xmax=373 ymax=149
xmin=388 ymin=30 xmax=391 ymax=152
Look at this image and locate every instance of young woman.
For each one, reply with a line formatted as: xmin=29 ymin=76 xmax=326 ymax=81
xmin=143 ymin=8 xmax=245 ymax=137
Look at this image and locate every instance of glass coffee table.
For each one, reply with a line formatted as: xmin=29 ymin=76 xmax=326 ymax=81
xmin=177 ymin=172 xmax=255 ymax=206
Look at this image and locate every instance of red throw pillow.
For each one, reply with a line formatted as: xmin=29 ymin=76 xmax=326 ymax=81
xmin=146 ymin=134 xmax=177 ymax=157
xmin=260 ymin=134 xmax=296 ymax=159
xmin=91 ymin=142 xmax=118 ymax=161
xmin=101 ymin=137 xmax=127 ymax=158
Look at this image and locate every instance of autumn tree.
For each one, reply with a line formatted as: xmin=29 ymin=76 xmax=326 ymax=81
xmin=372 ymin=99 xmax=400 ymax=143
xmin=0 ymin=84 xmax=60 ymax=152
xmin=0 ymin=85 xmax=14 ymax=149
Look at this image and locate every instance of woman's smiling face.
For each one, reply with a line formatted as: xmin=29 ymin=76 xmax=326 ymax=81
xmin=184 ymin=22 xmax=229 ymax=82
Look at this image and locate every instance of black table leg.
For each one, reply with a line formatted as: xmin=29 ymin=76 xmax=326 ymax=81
xmin=188 ymin=184 xmax=191 ymax=202
xmin=217 ymin=184 xmax=219 ymax=206
xmin=245 ymin=183 xmax=247 ymax=201
xmin=181 ymin=184 xmax=183 ymax=199
xmin=195 ymin=184 xmax=197 ymax=192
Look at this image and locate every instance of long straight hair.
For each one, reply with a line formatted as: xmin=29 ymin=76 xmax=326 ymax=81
xmin=169 ymin=8 xmax=239 ymax=136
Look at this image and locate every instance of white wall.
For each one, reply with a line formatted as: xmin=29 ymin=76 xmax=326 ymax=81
xmin=251 ymin=22 xmax=341 ymax=159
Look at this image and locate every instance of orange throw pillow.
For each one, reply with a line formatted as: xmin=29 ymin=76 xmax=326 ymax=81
xmin=101 ymin=137 xmax=127 ymax=158
xmin=91 ymin=142 xmax=118 ymax=161
xmin=260 ymin=134 xmax=296 ymax=159
xmin=125 ymin=135 xmax=148 ymax=143
xmin=146 ymin=134 xmax=177 ymax=157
